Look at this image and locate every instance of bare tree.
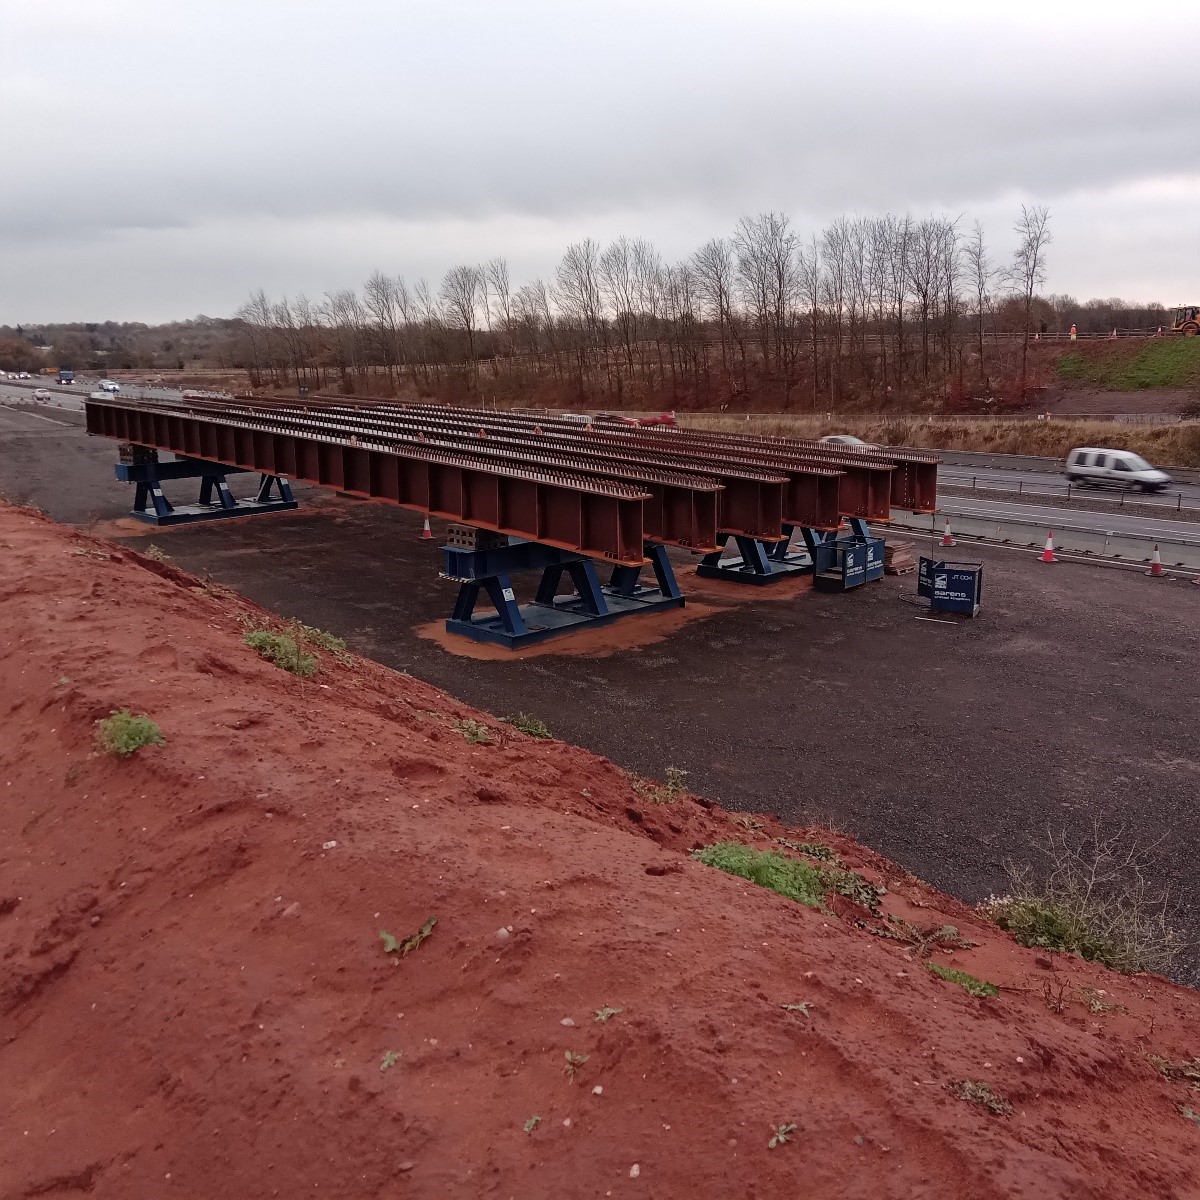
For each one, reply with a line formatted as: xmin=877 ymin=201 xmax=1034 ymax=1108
xmin=964 ymin=221 xmax=993 ymax=391
xmin=363 ymin=271 xmax=401 ymax=388
xmin=440 ymin=265 xmax=483 ymax=372
xmin=1005 ymin=204 xmax=1052 ymax=399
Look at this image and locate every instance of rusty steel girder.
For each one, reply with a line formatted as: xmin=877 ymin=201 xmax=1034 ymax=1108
xmin=387 ymin=404 xmax=865 ymax=527
xmin=322 ymin=404 xmax=838 ymax=533
xmin=190 ymin=400 xmax=793 ymax=541
xmin=148 ymin=399 xmax=725 ymax=551
xmin=84 ymin=398 xmax=650 ymax=563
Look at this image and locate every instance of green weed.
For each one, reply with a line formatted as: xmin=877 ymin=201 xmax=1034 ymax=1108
xmin=243 ymin=630 xmax=316 ymax=677
xmin=380 ymin=1050 xmax=400 ymax=1071
xmin=96 ymin=710 xmax=164 ymax=757
xmin=523 ymin=1115 xmax=542 ymax=1133
xmin=379 ymin=916 xmax=437 ymax=958
xmin=454 ymin=718 xmax=493 ymax=745
xmin=927 ymin=962 xmax=999 ymax=998
xmin=780 ymin=1002 xmax=811 ymax=1016
xmin=503 ymin=712 xmax=553 ymax=739
xmin=768 ymin=1123 xmax=797 ymax=1148
xmin=692 ymin=842 xmax=828 ymax=908
xmin=563 ymin=1051 xmax=589 ymax=1080
xmin=633 ymin=765 xmax=688 ymax=804
xmin=594 ymin=1006 xmax=622 ymax=1023
xmin=773 ymin=838 xmax=837 ymax=862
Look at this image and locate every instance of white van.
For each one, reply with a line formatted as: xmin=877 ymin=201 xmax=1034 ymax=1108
xmin=1064 ymin=447 xmax=1172 ymax=492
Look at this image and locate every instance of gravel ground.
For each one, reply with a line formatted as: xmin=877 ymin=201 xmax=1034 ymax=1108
xmin=4 ymin=413 xmax=1199 ymax=977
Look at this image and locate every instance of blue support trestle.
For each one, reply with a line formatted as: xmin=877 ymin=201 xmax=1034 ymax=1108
xmin=696 ymin=525 xmax=813 ymax=585
xmin=115 ymin=451 xmax=297 ymax=526
xmin=442 ymin=537 xmax=684 ymax=648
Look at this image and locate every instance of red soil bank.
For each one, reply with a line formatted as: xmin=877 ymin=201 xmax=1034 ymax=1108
xmin=2 ymin=503 xmax=1199 ymax=1200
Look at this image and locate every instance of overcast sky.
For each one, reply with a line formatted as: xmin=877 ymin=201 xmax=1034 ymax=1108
xmin=3 ymin=0 xmax=1199 ymax=324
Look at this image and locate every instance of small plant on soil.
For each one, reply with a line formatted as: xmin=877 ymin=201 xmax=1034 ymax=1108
xmin=504 ymin=712 xmax=553 ymax=739
xmin=593 ymin=1006 xmax=622 ymax=1023
xmin=768 ymin=1123 xmax=797 ymax=1148
xmin=1180 ymin=1107 xmax=1200 ymax=1126
xmin=379 ymin=916 xmax=437 ymax=958
xmin=454 ymin=718 xmax=493 ymax=745
xmin=693 ymin=842 xmax=829 ymax=908
xmin=952 ymin=1080 xmax=1012 ymax=1115
xmin=980 ymin=825 xmax=1187 ymax=975
xmin=96 ymin=710 xmax=165 ymax=757
xmin=523 ymin=1115 xmax=542 ymax=1133
xmin=774 ymin=838 xmax=837 ymax=862
xmin=380 ymin=1050 xmax=400 ymax=1071
xmin=633 ymin=766 xmax=688 ymax=804
xmin=563 ymin=1051 xmax=589 ymax=1080
xmin=876 ymin=918 xmax=975 ymax=958
xmin=927 ymin=963 xmax=999 ymax=999
xmin=143 ymin=544 xmax=170 ymax=562
xmin=780 ymin=1002 xmax=811 ymax=1016
xmin=291 ymin=622 xmax=352 ymax=665
xmin=1149 ymin=1055 xmax=1200 ymax=1086
xmin=243 ymin=630 xmax=316 ymax=677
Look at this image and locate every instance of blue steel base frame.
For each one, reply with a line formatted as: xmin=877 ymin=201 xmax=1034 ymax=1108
xmin=443 ymin=538 xmax=684 ymax=648
xmin=116 ymin=456 xmax=297 ymax=526
xmin=696 ymin=525 xmax=814 ymax=585
xmin=697 ymin=519 xmax=887 ymax=590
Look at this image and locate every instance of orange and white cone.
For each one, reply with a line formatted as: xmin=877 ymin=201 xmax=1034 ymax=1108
xmin=419 ymin=515 xmax=433 ymax=540
xmin=941 ymin=518 xmax=956 ymax=547
xmin=1145 ymin=544 xmax=1164 ymax=578
xmin=1040 ymin=530 xmax=1057 ymax=563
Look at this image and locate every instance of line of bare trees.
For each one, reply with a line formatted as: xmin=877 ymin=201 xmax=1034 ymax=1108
xmin=234 ymin=206 xmax=1063 ymax=409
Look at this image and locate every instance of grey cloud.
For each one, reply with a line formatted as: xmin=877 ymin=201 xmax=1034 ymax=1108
xmin=3 ymin=0 xmax=1199 ymax=319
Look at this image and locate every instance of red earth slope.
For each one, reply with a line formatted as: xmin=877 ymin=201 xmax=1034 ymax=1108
xmin=2 ymin=503 xmax=1199 ymax=1200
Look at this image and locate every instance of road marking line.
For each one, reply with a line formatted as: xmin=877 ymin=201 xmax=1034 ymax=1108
xmin=0 ymin=402 xmax=72 ymax=427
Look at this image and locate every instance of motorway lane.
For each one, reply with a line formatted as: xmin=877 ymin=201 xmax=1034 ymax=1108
xmin=939 ymin=463 xmax=1200 ymax=511
xmin=939 ymin=495 xmax=1200 ymax=544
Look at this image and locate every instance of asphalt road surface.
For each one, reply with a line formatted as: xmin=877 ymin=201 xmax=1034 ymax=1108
xmin=940 ymin=464 xmax=1200 ymax=512
xmin=939 ymin=495 xmax=1200 ymax=544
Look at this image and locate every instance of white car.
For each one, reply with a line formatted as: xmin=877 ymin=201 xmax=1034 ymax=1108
xmin=819 ymin=434 xmax=875 ymax=448
xmin=32 ymin=388 xmax=52 ymax=400
xmin=97 ymin=379 xmax=121 ymax=393
xmin=1064 ymin=447 xmax=1172 ymax=493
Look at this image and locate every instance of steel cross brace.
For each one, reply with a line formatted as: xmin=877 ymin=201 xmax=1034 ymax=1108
xmin=115 ymin=454 xmax=297 ymax=526
xmin=443 ymin=539 xmax=684 ymax=648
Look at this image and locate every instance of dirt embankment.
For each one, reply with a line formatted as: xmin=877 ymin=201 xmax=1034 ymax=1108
xmin=4 ymin=503 xmax=1200 ymax=1200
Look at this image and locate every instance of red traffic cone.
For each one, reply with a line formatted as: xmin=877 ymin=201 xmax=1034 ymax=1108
xmin=1145 ymin=544 xmax=1164 ymax=577
xmin=1109 ymin=327 xmax=1117 ymax=339
xmin=1040 ymin=530 xmax=1057 ymax=563
xmin=941 ymin=518 xmax=956 ymax=547
xmin=419 ymin=515 xmax=433 ymax=540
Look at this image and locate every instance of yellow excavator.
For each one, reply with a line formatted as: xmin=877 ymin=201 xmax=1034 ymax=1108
xmin=1171 ymin=305 xmax=1199 ymax=335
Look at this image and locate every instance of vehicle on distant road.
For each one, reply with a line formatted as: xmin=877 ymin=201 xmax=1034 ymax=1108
xmin=1064 ymin=447 xmax=1172 ymax=492
xmin=32 ymin=388 xmax=52 ymax=400
xmin=97 ymin=379 xmax=120 ymax=392
xmin=819 ymin=433 xmax=875 ymax=448
xmin=56 ymin=368 xmax=75 ymax=385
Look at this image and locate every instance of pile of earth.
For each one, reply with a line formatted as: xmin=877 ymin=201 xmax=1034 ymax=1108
xmin=3 ymin=502 xmax=1200 ymax=1200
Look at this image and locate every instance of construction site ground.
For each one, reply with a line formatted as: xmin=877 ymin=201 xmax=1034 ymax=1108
xmin=7 ymin=502 xmax=1200 ymax=1200
xmin=2 ymin=409 xmax=1199 ymax=989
